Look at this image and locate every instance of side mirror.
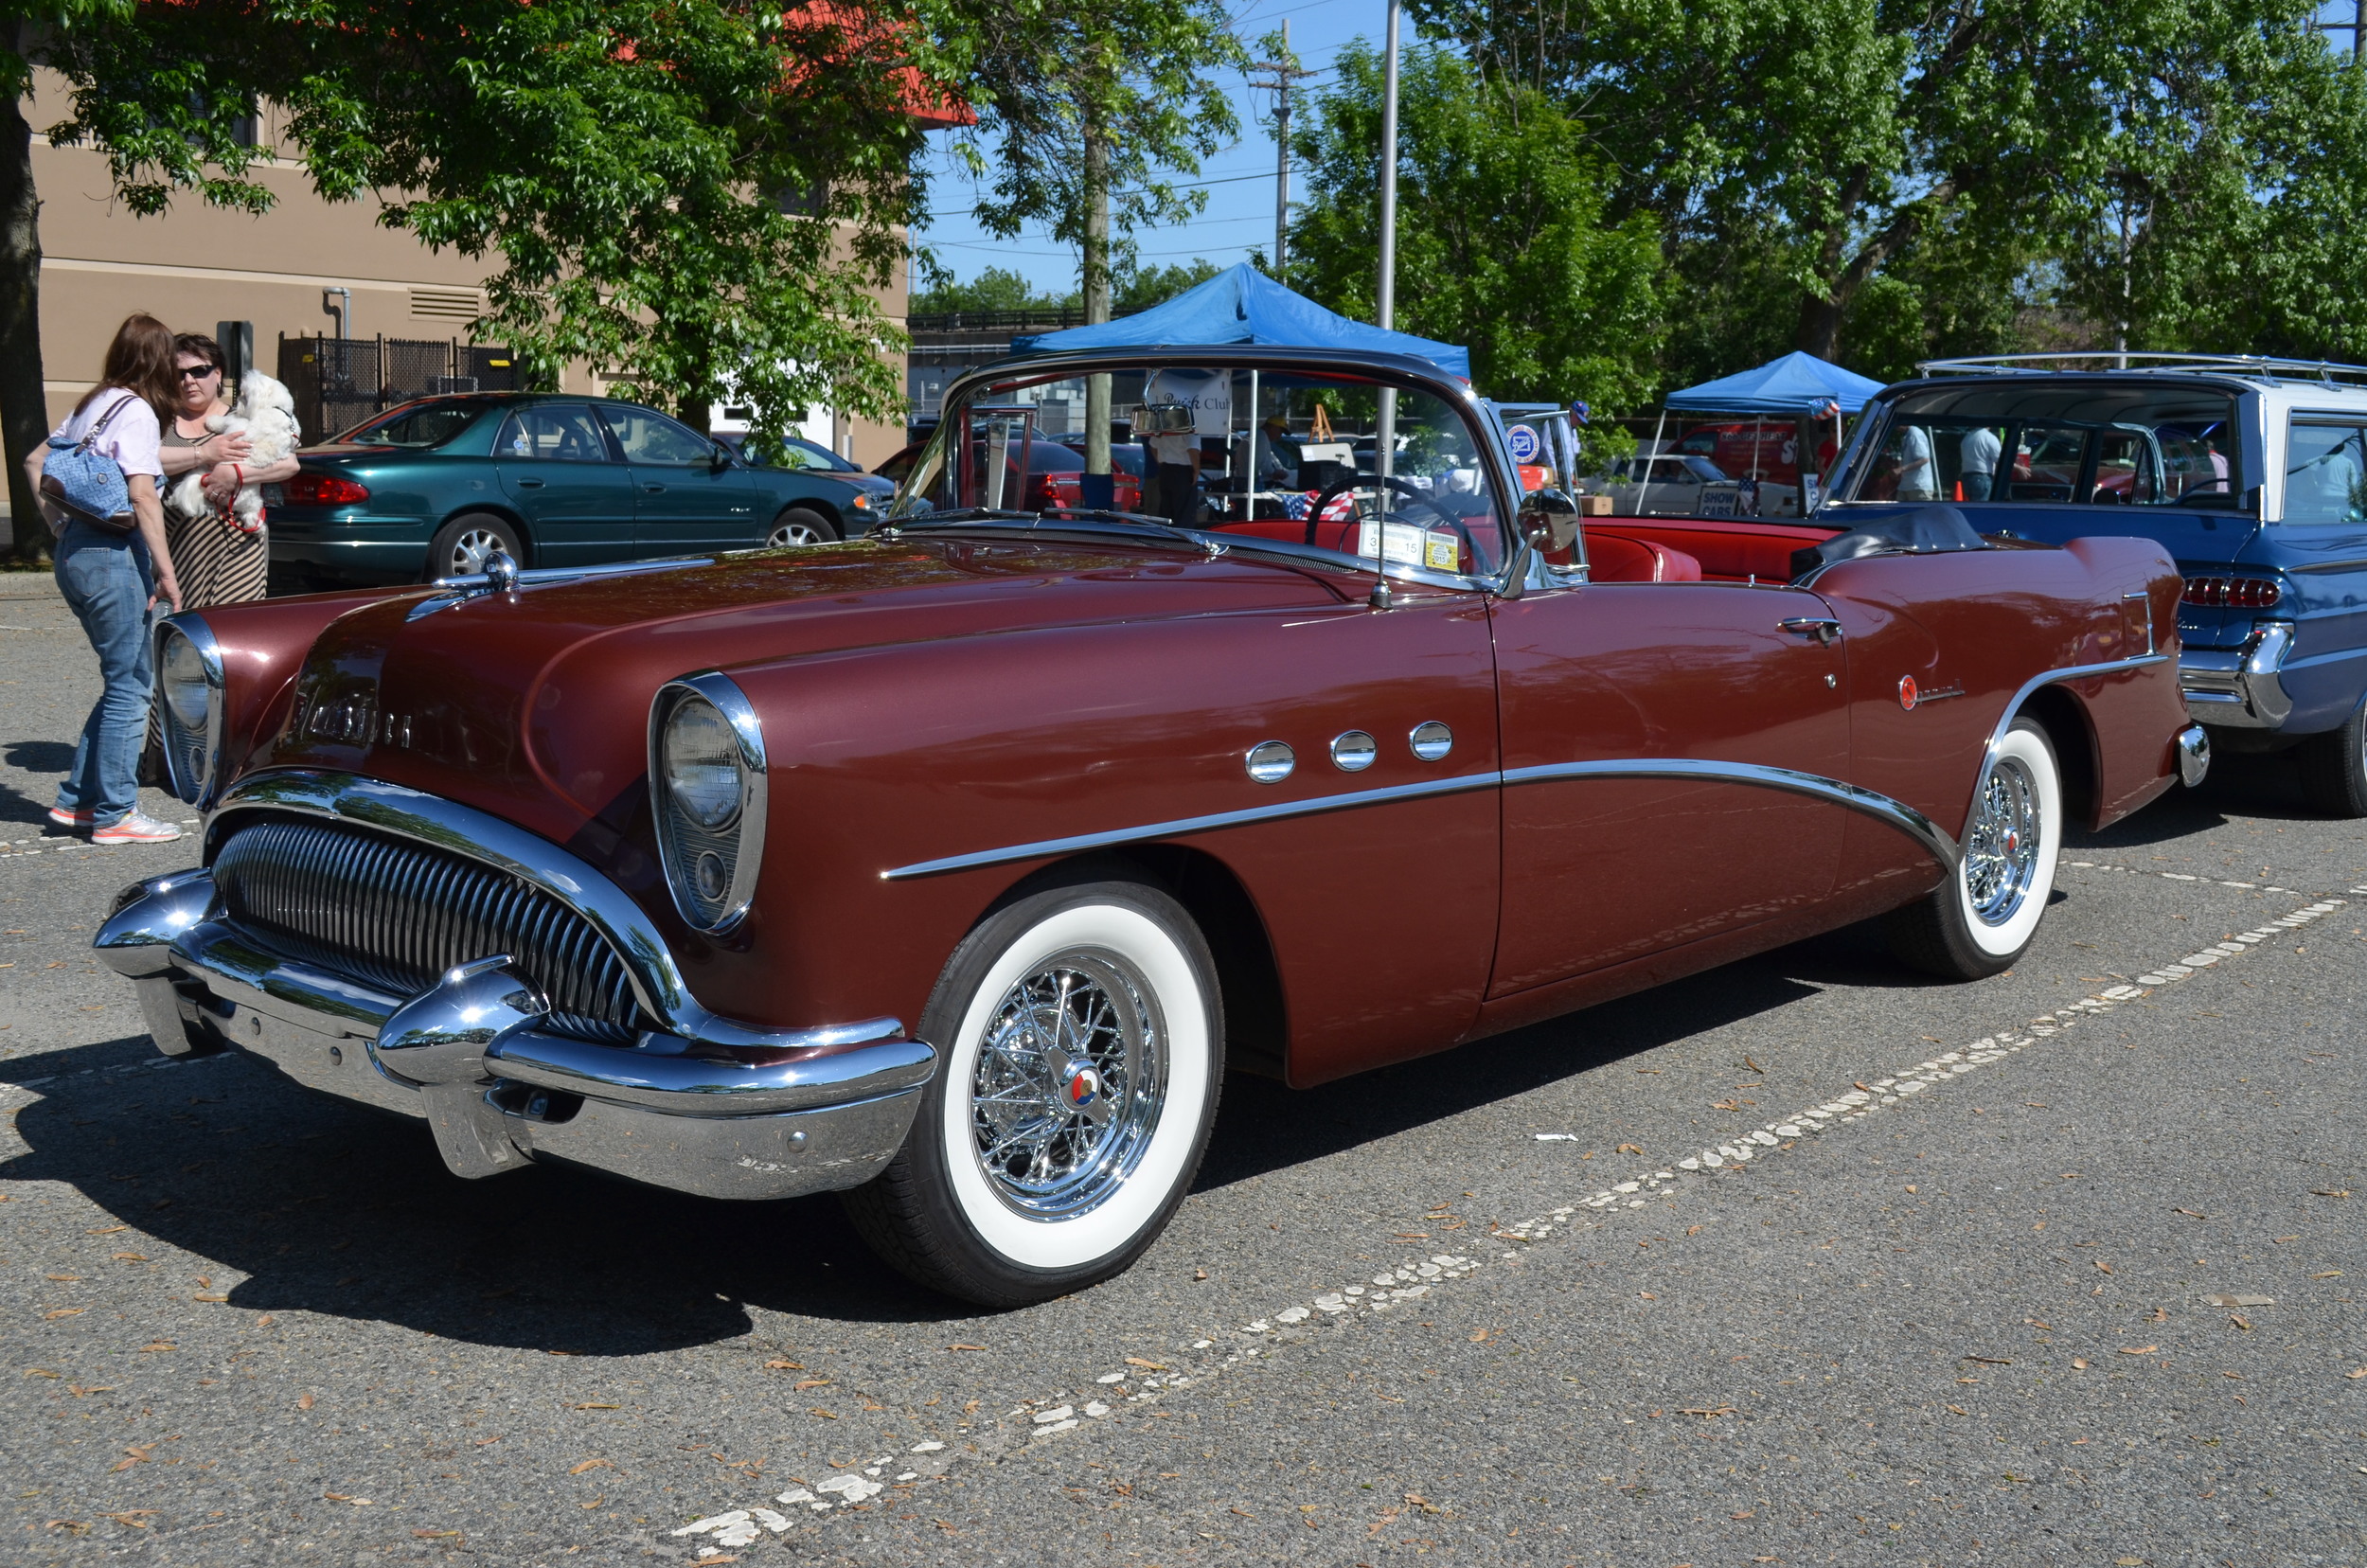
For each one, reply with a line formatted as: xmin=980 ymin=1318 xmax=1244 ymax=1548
xmin=709 ymin=444 xmax=735 ymax=472
xmin=1517 ymin=487 xmax=1580 ymax=554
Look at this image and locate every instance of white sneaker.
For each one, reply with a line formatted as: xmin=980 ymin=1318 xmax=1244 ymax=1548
xmin=92 ymin=811 xmax=183 ymax=846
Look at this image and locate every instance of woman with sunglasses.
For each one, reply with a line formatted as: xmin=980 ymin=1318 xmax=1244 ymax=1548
xmin=157 ymin=333 xmax=298 ymax=607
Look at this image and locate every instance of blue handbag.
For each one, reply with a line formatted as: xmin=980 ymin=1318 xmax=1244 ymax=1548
xmin=42 ymin=393 xmax=137 ymax=532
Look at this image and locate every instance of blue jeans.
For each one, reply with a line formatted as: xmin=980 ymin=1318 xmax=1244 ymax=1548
xmin=54 ymin=520 xmax=156 ymax=826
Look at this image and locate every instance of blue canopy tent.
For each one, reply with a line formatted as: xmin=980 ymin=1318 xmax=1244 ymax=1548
xmin=1010 ymin=262 xmax=1471 ymax=379
xmin=1663 ymin=349 xmax=1884 ymax=416
xmin=1646 ymin=351 xmax=1886 ymax=514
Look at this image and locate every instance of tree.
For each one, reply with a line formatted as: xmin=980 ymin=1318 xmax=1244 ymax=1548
xmin=910 ymin=265 xmax=1078 ymax=315
xmin=1414 ymin=0 xmax=2361 ymax=367
xmin=1287 ymin=42 xmax=1663 ymax=409
xmin=1113 ymin=258 xmax=1220 ymax=312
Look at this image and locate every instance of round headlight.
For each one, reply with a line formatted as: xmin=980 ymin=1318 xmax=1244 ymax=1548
xmin=160 ymin=631 xmax=210 ymax=729
xmin=663 ymin=698 xmax=743 ymax=829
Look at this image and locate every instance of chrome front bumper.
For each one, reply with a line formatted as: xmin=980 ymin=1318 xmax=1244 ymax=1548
xmin=96 ymin=866 xmax=934 ymax=1202
xmin=2180 ymin=620 xmax=2295 ymax=729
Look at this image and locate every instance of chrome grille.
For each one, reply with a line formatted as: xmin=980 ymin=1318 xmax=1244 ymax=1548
xmin=212 ymin=814 xmax=649 ymax=1043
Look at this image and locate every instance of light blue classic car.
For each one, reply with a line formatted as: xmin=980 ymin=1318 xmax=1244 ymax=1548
xmin=1823 ymin=355 xmax=2367 ymax=815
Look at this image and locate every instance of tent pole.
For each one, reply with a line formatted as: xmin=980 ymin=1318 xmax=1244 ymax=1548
xmin=1637 ymin=406 xmax=1667 ymax=516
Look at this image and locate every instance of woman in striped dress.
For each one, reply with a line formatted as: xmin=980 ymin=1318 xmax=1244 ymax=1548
xmin=158 ymin=332 xmax=298 ymax=606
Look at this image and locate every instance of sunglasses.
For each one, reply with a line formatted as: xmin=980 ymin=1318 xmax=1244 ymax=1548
xmin=176 ymin=365 xmax=222 ymax=380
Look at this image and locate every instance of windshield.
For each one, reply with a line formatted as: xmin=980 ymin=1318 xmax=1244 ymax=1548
xmin=891 ymin=363 xmax=1511 ymax=577
xmin=338 ymin=400 xmax=489 ymax=449
xmin=1838 ymin=382 xmax=2241 ymax=507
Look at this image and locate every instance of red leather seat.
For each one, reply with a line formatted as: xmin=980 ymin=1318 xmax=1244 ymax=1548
xmin=1585 ymin=532 xmax=1702 ymax=582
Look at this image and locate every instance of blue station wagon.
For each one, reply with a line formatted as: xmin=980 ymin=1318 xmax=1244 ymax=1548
xmin=268 ymin=392 xmax=885 ymax=587
xmin=1822 ymin=355 xmax=2367 ymax=815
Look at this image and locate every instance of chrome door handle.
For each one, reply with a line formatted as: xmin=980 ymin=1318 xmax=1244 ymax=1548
xmin=514 ymin=478 xmax=543 ymax=489
xmin=643 ymin=484 xmax=667 ymax=493
xmin=1780 ymin=616 xmax=1842 ymax=645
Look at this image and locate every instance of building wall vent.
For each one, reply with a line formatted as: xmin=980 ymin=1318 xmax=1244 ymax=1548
xmin=410 ymin=288 xmax=483 ymax=322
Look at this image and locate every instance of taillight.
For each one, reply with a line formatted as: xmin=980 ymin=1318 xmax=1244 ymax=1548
xmin=280 ymin=472 xmax=371 ymax=506
xmin=2181 ymin=575 xmax=2282 ymax=610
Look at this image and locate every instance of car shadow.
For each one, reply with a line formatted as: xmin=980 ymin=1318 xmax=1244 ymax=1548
xmin=2070 ymin=757 xmax=2324 ymax=851
xmin=0 ymin=1038 xmax=939 ymax=1349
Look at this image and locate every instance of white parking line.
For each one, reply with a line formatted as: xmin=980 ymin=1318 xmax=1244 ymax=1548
xmin=660 ymin=885 xmax=2349 ymax=1545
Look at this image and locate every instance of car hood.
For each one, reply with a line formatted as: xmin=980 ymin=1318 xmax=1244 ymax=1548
xmin=241 ymin=536 xmax=1344 ymax=856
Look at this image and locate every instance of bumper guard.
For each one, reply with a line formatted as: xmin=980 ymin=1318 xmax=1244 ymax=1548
xmin=2180 ymin=620 xmax=2295 ymax=729
xmin=96 ymin=866 xmax=934 ymax=1202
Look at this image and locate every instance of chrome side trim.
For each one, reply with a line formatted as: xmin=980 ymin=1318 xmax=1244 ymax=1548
xmin=884 ymin=757 xmax=1957 ymax=880
xmin=205 ymin=770 xmax=899 ymax=1054
xmin=1976 ymin=652 xmax=2176 ymax=837
xmin=1499 ymin=758 xmax=1959 ymax=870
xmin=881 ymin=771 xmax=1503 ymax=881
xmin=647 ymin=671 xmax=770 ymax=935
xmin=2286 ymin=556 xmax=2367 ymax=575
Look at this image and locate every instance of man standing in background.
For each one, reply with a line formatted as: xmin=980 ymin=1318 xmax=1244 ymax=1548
xmin=1139 ymin=367 xmax=1230 ymax=529
xmin=1961 ymin=424 xmax=2002 ymax=501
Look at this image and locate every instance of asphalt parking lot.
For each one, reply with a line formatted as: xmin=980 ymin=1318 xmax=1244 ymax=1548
xmin=4 ymin=567 xmax=2364 ymax=1567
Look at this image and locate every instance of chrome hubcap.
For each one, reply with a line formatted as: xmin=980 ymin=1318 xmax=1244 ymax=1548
xmin=450 ymin=528 xmax=506 ymax=575
xmin=1964 ymin=756 xmax=2041 ymax=925
xmin=769 ymin=522 xmax=826 ymax=547
xmin=970 ymin=952 xmax=1165 ymax=1221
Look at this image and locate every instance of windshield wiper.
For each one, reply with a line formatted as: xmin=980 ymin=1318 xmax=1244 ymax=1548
xmin=885 ymin=508 xmax=1225 ymax=557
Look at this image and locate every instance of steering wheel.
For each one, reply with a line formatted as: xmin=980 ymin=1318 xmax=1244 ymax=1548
xmin=1303 ymin=474 xmax=1479 ymax=565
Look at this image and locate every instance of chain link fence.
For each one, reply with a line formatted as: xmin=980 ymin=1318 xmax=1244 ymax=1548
xmin=276 ymin=335 xmax=519 ymax=442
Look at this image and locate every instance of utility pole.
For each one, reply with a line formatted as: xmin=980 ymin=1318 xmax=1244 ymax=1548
xmin=1082 ymin=116 xmax=1113 ymax=497
xmin=1249 ymin=22 xmax=1311 ymax=276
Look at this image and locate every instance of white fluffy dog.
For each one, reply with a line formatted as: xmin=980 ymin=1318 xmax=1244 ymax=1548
xmin=168 ymin=367 xmax=302 ymax=534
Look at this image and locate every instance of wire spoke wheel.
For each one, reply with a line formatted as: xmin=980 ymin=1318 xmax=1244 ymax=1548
xmin=970 ymin=952 xmax=1165 ymax=1221
xmin=1962 ymin=754 xmax=2041 ymax=925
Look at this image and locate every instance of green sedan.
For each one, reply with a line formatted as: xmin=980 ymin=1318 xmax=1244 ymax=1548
xmin=267 ymin=392 xmax=884 ymax=586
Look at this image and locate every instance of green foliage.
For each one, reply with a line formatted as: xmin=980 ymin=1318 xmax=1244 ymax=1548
xmin=1286 ymin=42 xmax=1663 ymax=410
xmin=1114 ymin=258 xmax=1221 ymax=312
xmin=1414 ymin=0 xmax=2367 ymax=373
xmin=910 ymin=265 xmax=1078 ymax=316
xmin=949 ymin=0 xmax=1242 ymax=294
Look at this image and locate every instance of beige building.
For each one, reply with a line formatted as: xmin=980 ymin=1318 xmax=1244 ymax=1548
xmin=28 ymin=86 xmax=907 ymax=467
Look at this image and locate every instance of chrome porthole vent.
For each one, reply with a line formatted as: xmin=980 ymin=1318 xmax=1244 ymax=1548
xmin=1245 ymin=740 xmax=1295 ymax=784
xmin=1409 ymin=721 xmax=1453 ymax=762
xmin=1330 ymin=731 xmax=1377 ymax=772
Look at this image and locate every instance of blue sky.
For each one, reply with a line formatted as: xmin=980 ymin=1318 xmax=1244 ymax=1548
xmin=911 ymin=0 xmax=1380 ymax=298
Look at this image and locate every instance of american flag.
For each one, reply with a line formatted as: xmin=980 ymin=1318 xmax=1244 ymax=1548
xmin=1281 ymin=490 xmax=1357 ymax=523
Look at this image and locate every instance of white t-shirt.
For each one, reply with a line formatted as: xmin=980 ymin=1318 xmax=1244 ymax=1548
xmin=1960 ymin=426 xmax=2002 ymax=477
xmin=1895 ymin=423 xmax=1935 ymax=499
xmin=1142 ymin=369 xmax=1229 ymax=467
xmin=51 ymin=388 xmax=163 ymax=480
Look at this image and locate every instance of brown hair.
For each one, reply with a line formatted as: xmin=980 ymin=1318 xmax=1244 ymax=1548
xmin=74 ymin=312 xmax=178 ymax=421
xmin=173 ymin=331 xmax=224 ymax=371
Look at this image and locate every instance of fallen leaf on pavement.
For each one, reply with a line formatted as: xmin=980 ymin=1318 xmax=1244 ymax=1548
xmin=793 ymin=1380 xmax=831 ymax=1391
xmin=297 ymin=1393 xmax=313 ymax=1411
xmin=1963 ymin=1356 xmax=2011 ymax=1365
xmin=570 ymin=1402 xmax=619 ymax=1410
xmin=411 ymin=1530 xmax=462 ymax=1540
xmin=43 ymin=1309 xmax=85 ymax=1320
xmin=947 ymin=1344 xmax=986 ymax=1352
xmin=1125 ymin=1358 xmax=1167 ymax=1370
xmin=323 ymin=1493 xmax=374 ymax=1506
xmin=2119 ymin=1346 xmax=2159 ymax=1355
xmin=2073 ymin=1358 xmax=2090 ymax=1369
xmin=762 ymin=1360 xmax=804 ymax=1371
xmin=569 ymin=1459 xmax=613 ymax=1475
xmin=2229 ymin=1315 xmax=2252 ymax=1331
xmin=2206 ymin=1294 xmax=2272 ymax=1307
xmin=2174 ymin=1208 xmax=2206 ymax=1218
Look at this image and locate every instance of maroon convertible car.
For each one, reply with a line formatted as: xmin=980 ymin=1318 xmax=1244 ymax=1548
xmin=98 ymin=345 xmax=2203 ymax=1306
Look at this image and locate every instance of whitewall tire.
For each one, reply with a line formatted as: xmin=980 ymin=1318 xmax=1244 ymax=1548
xmin=845 ymin=877 xmax=1223 ymax=1306
xmin=1888 ymin=718 xmax=2061 ymax=979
